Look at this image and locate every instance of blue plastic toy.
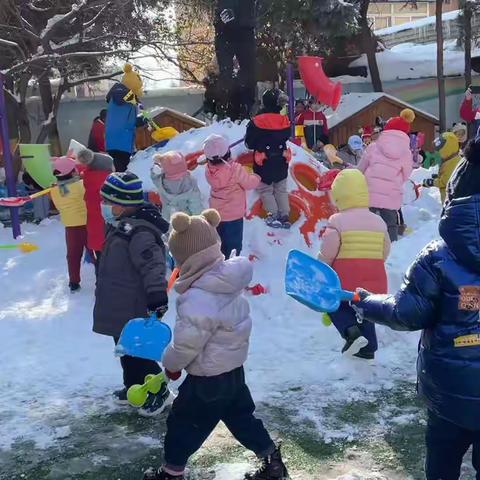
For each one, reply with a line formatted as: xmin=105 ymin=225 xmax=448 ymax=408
xmin=285 ymin=249 xmax=359 ymax=313
xmin=115 ymin=314 xmax=172 ymax=361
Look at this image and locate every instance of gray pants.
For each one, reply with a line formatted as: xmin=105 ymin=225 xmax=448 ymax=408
xmin=257 ymin=179 xmax=290 ymax=217
xmin=370 ymin=207 xmax=398 ymax=242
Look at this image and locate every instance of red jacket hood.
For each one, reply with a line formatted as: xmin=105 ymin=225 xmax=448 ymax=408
xmin=253 ymin=113 xmax=291 ymax=130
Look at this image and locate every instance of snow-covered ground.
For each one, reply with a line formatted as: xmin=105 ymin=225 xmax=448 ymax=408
xmin=0 ymin=122 xmax=443 ymax=478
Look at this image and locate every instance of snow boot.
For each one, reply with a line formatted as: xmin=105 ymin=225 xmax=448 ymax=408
xmin=69 ymin=282 xmax=81 ymax=293
xmin=341 ymin=325 xmax=369 ymax=356
xmin=278 ymin=216 xmax=291 ymax=230
xmin=138 ymin=383 xmax=174 ymax=417
xmin=143 ymin=468 xmax=184 ymax=480
xmin=265 ymin=214 xmax=282 ymax=229
xmin=245 ymin=446 xmax=289 ymax=479
xmin=112 ymin=387 xmax=129 ymax=406
xmin=354 ymin=347 xmax=375 ymax=360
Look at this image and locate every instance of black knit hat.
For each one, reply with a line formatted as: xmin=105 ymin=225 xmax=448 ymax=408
xmin=100 ymin=172 xmax=144 ymax=206
xmin=446 ymin=132 xmax=480 ymax=202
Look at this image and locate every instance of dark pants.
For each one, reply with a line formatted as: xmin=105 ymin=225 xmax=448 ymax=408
xmin=65 ymin=225 xmax=88 ymax=284
xmin=164 ymin=367 xmax=274 ymax=469
xmin=113 ymin=337 xmax=161 ymax=389
xmin=426 ymin=410 xmax=480 ymax=480
xmin=93 ymin=250 xmax=101 ymax=277
xmin=329 ymin=302 xmax=378 ymax=354
xmin=370 ymin=207 xmax=398 ymax=242
xmin=108 ymin=150 xmax=131 ymax=172
xmin=215 ymin=27 xmax=256 ymax=118
xmin=217 ymin=218 xmax=243 ymax=259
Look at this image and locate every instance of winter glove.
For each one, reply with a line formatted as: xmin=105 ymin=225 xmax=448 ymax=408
xmin=423 ymin=178 xmax=435 ymax=188
xmin=147 ymin=291 xmax=169 ymax=319
xmin=466 ymin=88 xmax=473 ymax=101
xmin=254 ymin=151 xmax=267 ymax=166
xmin=350 ymin=288 xmax=372 ymax=323
xmin=220 ymin=8 xmax=235 ymax=24
xmin=165 ymin=369 xmax=181 ymax=381
xmin=151 ymin=163 xmax=162 ymax=176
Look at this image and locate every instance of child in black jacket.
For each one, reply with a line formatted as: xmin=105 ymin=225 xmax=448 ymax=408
xmin=245 ymin=88 xmax=291 ymax=229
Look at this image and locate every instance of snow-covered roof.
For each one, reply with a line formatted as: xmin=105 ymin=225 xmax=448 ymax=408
xmin=375 ymin=9 xmax=460 ymax=36
xmin=324 ymin=92 xmax=438 ymax=128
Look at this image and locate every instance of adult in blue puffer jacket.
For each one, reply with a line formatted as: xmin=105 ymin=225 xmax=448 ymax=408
xmin=105 ymin=64 xmax=146 ymax=172
xmin=355 ymin=134 xmax=480 ymax=480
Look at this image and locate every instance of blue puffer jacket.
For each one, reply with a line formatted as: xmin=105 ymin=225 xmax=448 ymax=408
xmin=359 ymin=195 xmax=480 ymax=430
xmin=105 ymin=83 xmax=143 ymax=154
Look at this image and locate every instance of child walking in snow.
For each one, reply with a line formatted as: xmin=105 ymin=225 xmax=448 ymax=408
xmin=354 ymin=136 xmax=480 ymax=479
xmin=204 ymin=134 xmax=260 ymax=258
xmin=422 ymin=132 xmax=461 ymax=204
xmin=93 ymin=172 xmax=173 ymax=416
xmin=50 ymin=156 xmax=88 ymax=292
xmin=245 ymin=88 xmax=291 ymax=229
xmin=357 ymin=110 xmax=414 ymax=242
xmin=318 ymin=169 xmax=390 ymax=359
xmin=76 ymin=148 xmax=114 ymax=270
xmin=150 ymin=151 xmax=203 ymax=221
xmin=143 ymin=209 xmax=288 ymax=480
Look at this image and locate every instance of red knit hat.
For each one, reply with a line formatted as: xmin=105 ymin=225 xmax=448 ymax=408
xmin=384 ymin=116 xmax=411 ymax=134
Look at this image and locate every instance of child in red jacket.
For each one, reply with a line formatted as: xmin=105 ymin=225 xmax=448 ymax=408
xmin=77 ymin=148 xmax=114 ymax=270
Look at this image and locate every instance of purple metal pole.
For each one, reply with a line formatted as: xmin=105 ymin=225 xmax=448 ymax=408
xmin=0 ymin=73 xmax=21 ymax=238
xmin=287 ymin=63 xmax=296 ymax=140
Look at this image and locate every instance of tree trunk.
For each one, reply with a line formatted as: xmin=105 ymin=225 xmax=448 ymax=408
xmin=464 ymin=1 xmax=472 ymax=89
xmin=436 ymin=0 xmax=446 ymax=132
xmin=36 ymin=73 xmax=62 ymax=154
xmin=359 ymin=0 xmax=383 ymax=92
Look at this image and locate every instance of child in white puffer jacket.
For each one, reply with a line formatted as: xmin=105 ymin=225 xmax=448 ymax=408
xmin=143 ymin=209 xmax=288 ymax=480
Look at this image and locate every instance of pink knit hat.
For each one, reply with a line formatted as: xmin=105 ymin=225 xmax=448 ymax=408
xmin=203 ymin=134 xmax=230 ymax=159
xmin=52 ymin=156 xmax=77 ymax=177
xmin=153 ymin=151 xmax=188 ymax=181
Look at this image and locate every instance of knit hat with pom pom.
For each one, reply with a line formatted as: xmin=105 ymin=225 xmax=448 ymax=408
xmin=121 ymin=63 xmax=143 ymax=97
xmin=168 ymin=209 xmax=222 ymax=266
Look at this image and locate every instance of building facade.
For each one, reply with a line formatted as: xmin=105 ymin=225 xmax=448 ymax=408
xmin=369 ymin=0 xmax=460 ymax=30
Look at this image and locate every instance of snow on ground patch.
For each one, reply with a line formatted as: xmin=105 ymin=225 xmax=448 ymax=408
xmin=0 ymin=122 xmax=443 ymax=452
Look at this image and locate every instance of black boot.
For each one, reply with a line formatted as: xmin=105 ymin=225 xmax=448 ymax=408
xmin=341 ymin=325 xmax=368 ymax=356
xmin=245 ymin=446 xmax=289 ymax=479
xmin=143 ymin=468 xmax=184 ymax=480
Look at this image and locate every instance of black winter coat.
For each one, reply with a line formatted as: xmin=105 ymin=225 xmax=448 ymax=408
xmin=245 ymin=113 xmax=291 ymax=185
xmin=93 ymin=204 xmax=169 ymax=338
xmin=360 ymin=195 xmax=480 ymax=430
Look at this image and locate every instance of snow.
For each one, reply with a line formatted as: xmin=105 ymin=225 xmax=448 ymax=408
xmin=0 ymin=123 xmax=443 ymax=478
xmin=350 ymin=40 xmax=480 ymax=81
xmin=375 ymin=9 xmax=460 ymax=36
xmin=322 ymin=92 xmax=437 ymax=129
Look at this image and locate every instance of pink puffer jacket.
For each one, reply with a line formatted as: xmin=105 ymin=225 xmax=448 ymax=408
xmin=206 ymin=161 xmax=260 ymax=222
xmin=357 ymin=130 xmax=413 ymax=210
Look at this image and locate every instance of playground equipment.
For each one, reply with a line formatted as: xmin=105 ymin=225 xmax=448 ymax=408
xmin=19 ymin=144 xmax=56 ymax=189
xmin=298 ymin=56 xmax=342 ymax=110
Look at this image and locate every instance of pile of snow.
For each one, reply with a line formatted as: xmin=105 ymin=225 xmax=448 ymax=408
xmin=0 ymin=122 xmax=442 ymax=464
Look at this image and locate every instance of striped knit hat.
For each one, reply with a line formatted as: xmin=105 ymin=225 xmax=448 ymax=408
xmin=100 ymin=172 xmax=144 ymax=206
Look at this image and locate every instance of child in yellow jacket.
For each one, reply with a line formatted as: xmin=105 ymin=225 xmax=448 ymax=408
xmin=423 ymin=132 xmax=461 ymax=203
xmin=50 ymin=156 xmax=88 ymax=292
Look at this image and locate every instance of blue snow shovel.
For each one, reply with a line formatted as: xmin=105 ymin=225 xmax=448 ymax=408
xmin=115 ymin=314 xmax=172 ymax=361
xmin=285 ymin=249 xmax=359 ymax=313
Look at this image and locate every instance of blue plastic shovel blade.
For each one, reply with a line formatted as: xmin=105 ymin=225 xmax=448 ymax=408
xmin=115 ymin=315 xmax=172 ymax=361
xmin=285 ymin=250 xmax=353 ymax=313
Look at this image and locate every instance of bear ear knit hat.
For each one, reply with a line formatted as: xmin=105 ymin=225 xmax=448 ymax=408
xmin=153 ymin=151 xmax=188 ymax=180
xmin=100 ymin=172 xmax=144 ymax=206
xmin=122 ymin=63 xmax=143 ymax=97
xmin=203 ymin=134 xmax=230 ymax=159
xmin=52 ymin=156 xmax=77 ymax=176
xmin=168 ymin=209 xmax=221 ymax=266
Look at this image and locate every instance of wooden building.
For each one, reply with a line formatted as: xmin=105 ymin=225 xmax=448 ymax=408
xmin=324 ymin=92 xmax=439 ymax=149
xmin=136 ymin=107 xmax=205 ymax=150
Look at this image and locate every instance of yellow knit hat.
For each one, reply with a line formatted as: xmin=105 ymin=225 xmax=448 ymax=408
xmin=400 ymin=108 xmax=415 ymax=124
xmin=331 ymin=169 xmax=369 ymax=211
xmin=122 ymin=63 xmax=144 ymax=98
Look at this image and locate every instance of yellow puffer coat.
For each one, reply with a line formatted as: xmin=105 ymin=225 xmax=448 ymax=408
xmin=434 ymin=132 xmax=461 ymax=203
xmin=50 ymin=180 xmax=87 ymax=227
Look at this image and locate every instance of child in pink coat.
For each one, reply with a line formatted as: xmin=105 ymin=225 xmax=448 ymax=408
xmin=357 ymin=115 xmax=413 ymax=241
xmin=204 ymin=134 xmax=260 ymax=258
